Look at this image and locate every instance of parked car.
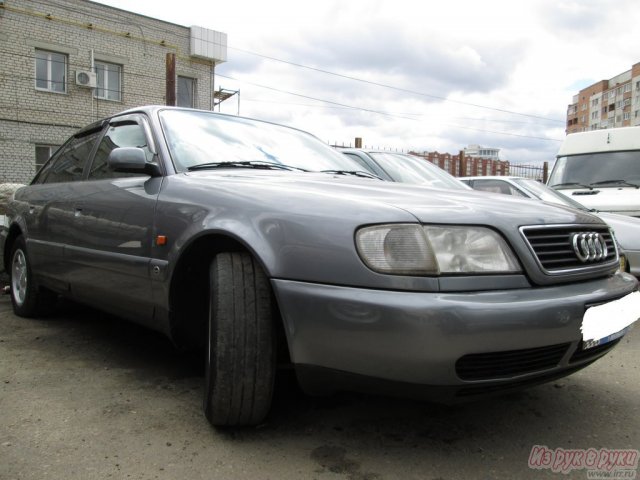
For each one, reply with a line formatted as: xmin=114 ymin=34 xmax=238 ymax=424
xmin=460 ymin=176 xmax=640 ymax=278
xmin=3 ymin=107 xmax=639 ymax=427
xmin=338 ymin=148 xmax=471 ymax=190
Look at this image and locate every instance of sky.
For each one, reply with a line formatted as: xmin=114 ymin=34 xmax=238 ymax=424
xmin=95 ymin=0 xmax=640 ymax=165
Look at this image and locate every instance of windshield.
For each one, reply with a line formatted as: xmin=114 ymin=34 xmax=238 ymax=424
xmin=159 ymin=110 xmax=362 ymax=172
xmin=548 ymin=151 xmax=640 ymax=188
xmin=513 ymin=178 xmax=588 ymax=211
xmin=369 ymin=152 xmax=470 ymax=190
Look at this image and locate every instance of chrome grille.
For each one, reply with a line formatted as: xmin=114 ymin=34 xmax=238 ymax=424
xmin=520 ymin=225 xmax=617 ymax=273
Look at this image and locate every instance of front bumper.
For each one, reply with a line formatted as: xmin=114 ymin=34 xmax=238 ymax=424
xmin=272 ymin=272 xmax=638 ymax=398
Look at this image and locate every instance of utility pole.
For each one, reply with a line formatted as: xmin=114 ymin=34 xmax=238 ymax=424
xmin=165 ymin=53 xmax=176 ymax=106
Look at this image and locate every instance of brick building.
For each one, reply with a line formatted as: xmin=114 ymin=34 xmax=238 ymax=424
xmin=0 ymin=0 xmax=227 ymax=182
xmin=410 ymin=150 xmax=511 ymax=178
xmin=566 ymin=63 xmax=640 ymax=134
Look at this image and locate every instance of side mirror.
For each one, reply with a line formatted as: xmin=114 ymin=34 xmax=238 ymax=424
xmin=107 ymin=147 xmax=161 ymax=176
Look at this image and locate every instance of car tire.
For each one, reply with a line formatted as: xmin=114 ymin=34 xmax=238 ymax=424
xmin=9 ymin=235 xmax=56 ymax=317
xmin=204 ymin=252 xmax=276 ymax=427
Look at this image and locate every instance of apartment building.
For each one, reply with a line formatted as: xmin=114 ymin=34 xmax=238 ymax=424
xmin=0 ymin=0 xmax=227 ymax=182
xmin=463 ymin=144 xmax=500 ymax=160
xmin=566 ymin=63 xmax=640 ymax=134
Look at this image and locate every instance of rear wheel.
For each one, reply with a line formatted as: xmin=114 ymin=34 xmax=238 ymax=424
xmin=204 ymin=252 xmax=276 ymax=427
xmin=9 ymin=235 xmax=56 ymax=317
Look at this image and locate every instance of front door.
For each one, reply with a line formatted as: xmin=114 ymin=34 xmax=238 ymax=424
xmin=64 ymin=115 xmax=161 ymax=323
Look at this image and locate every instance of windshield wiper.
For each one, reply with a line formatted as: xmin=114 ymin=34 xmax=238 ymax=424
xmin=320 ymin=170 xmax=382 ymax=180
xmin=589 ymin=179 xmax=640 ymax=188
xmin=551 ymin=182 xmax=593 ymax=189
xmin=187 ymin=161 xmax=307 ymax=172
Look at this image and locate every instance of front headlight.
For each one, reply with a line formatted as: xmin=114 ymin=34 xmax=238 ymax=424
xmin=355 ymin=224 xmax=521 ymax=275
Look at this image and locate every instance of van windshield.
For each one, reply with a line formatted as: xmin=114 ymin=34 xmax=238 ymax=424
xmin=549 ymin=151 xmax=640 ymax=188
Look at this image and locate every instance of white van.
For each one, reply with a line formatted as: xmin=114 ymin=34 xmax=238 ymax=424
xmin=548 ymin=126 xmax=640 ymax=217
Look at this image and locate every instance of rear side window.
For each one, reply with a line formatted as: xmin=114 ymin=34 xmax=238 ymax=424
xmin=473 ymin=180 xmax=527 ymax=197
xmin=35 ymin=130 xmax=102 ymax=184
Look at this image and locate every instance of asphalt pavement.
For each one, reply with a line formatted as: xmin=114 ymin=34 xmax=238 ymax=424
xmin=1 ymin=294 xmax=638 ymax=480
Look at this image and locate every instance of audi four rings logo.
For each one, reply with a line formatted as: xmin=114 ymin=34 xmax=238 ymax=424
xmin=572 ymin=232 xmax=608 ymax=262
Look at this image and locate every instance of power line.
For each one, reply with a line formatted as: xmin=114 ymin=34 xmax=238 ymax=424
xmin=227 ymin=46 xmax=565 ymax=124
xmin=218 ymin=74 xmax=562 ymax=142
xmin=242 ymin=97 xmax=561 ymax=126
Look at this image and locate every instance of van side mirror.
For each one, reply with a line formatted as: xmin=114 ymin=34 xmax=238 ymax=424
xmin=107 ymin=147 xmax=161 ymax=176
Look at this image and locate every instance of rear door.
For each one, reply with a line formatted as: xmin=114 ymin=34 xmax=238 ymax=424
xmin=23 ymin=126 xmax=104 ymax=292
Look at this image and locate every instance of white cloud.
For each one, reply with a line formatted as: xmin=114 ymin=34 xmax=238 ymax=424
xmin=95 ymin=0 xmax=640 ymax=165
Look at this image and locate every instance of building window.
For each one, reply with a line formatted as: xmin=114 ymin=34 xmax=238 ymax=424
xmin=591 ymin=98 xmax=599 ymax=107
xmin=624 ymin=83 xmax=631 ymax=93
xmin=591 ymin=111 xmax=599 ymax=119
xmin=95 ymin=61 xmax=122 ymax=101
xmin=177 ymin=76 xmax=196 ymax=108
xmin=624 ymin=98 xmax=631 ymax=107
xmin=35 ymin=49 xmax=67 ymax=93
xmin=616 ymin=100 xmax=623 ymax=109
xmin=35 ymin=144 xmax=59 ymax=170
xmin=624 ymin=112 xmax=630 ymax=121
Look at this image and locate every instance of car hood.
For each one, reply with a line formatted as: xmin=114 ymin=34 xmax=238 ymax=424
xmin=184 ymin=170 xmax=603 ymax=227
xmin=553 ymin=187 xmax=640 ymax=217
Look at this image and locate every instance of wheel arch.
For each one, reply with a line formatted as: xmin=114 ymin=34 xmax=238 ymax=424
xmin=3 ymin=223 xmax=24 ymax=274
xmin=167 ymin=232 xmax=290 ymax=363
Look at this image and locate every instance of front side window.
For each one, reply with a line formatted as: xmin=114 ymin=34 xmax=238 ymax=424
xmin=95 ymin=61 xmax=122 ymax=101
xmin=177 ymin=76 xmax=195 ymax=108
xmin=88 ymin=121 xmax=152 ymax=180
xmin=35 ymin=130 xmax=102 ymax=184
xmin=35 ymin=49 xmax=67 ymax=93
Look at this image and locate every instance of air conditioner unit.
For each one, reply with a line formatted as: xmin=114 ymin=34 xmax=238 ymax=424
xmin=75 ymin=70 xmax=97 ymax=88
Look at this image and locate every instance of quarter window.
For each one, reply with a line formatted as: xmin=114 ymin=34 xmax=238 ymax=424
xmin=177 ymin=76 xmax=196 ymax=107
xmin=95 ymin=61 xmax=122 ymax=101
xmin=35 ymin=49 xmax=67 ymax=93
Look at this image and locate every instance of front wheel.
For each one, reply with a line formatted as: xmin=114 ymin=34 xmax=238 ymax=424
xmin=9 ymin=235 xmax=56 ymax=317
xmin=204 ymin=252 xmax=276 ymax=427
